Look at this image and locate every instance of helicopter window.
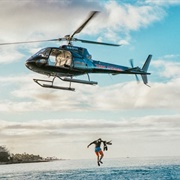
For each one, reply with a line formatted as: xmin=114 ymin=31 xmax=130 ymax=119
xmin=55 ymin=50 xmax=72 ymax=67
xmin=48 ymin=49 xmax=72 ymax=67
xmin=44 ymin=48 xmax=51 ymax=57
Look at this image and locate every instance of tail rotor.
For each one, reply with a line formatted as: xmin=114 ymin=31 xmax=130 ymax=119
xmin=129 ymin=59 xmax=140 ymax=83
xmin=129 ymin=55 xmax=152 ymax=86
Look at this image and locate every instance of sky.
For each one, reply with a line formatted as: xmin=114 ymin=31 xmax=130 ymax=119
xmin=0 ymin=0 xmax=180 ymax=160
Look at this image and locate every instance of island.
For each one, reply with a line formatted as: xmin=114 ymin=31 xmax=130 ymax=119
xmin=0 ymin=145 xmax=59 ymax=165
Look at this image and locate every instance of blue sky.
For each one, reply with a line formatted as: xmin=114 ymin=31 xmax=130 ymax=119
xmin=0 ymin=0 xmax=180 ymax=159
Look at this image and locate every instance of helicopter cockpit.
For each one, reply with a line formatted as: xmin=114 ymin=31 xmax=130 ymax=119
xmin=27 ymin=47 xmax=72 ymax=69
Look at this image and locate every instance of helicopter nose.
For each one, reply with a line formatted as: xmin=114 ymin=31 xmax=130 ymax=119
xmin=26 ymin=57 xmax=48 ymax=69
xmin=25 ymin=57 xmax=36 ymax=70
xmin=26 ymin=58 xmax=33 ymax=64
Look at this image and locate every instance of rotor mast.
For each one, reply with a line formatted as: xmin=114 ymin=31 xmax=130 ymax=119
xmin=67 ymin=11 xmax=99 ymax=45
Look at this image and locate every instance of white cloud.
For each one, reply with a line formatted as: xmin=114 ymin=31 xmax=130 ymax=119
xmin=78 ymin=1 xmax=166 ymax=44
xmin=0 ymin=70 xmax=180 ymax=112
xmin=145 ymin=0 xmax=180 ymax=6
xmin=0 ymin=0 xmax=179 ymax=159
xmin=153 ymin=59 xmax=180 ymax=78
xmin=1 ymin=0 xmax=176 ymax=72
xmin=1 ymin=115 xmax=180 ymax=139
xmin=104 ymin=1 xmax=165 ymax=31
xmin=1 ymin=115 xmax=180 ymax=158
xmin=0 ymin=55 xmax=180 ymax=113
xmin=0 ymin=0 xmax=167 ymax=46
xmin=0 ymin=0 xmax=100 ymax=42
xmin=1 ymin=52 xmax=180 ymax=113
xmin=0 ymin=47 xmax=25 ymax=64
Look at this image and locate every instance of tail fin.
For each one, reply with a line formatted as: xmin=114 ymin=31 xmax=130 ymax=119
xmin=141 ymin=54 xmax=152 ymax=86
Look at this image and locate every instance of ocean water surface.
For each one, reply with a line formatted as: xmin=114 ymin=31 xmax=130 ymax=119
xmin=0 ymin=157 xmax=180 ymax=179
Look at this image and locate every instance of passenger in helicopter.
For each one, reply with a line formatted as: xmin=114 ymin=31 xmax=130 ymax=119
xmin=55 ymin=50 xmax=71 ymax=67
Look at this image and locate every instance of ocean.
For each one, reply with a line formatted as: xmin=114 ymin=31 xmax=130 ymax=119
xmin=0 ymin=157 xmax=180 ymax=180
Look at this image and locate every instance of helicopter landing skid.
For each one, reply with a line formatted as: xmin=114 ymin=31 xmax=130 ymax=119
xmin=59 ymin=73 xmax=98 ymax=86
xmin=33 ymin=74 xmax=97 ymax=91
xmin=60 ymin=77 xmax=98 ymax=85
xmin=33 ymin=78 xmax=75 ymax=91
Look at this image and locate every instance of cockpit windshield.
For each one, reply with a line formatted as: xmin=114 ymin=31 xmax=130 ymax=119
xmin=32 ymin=48 xmax=51 ymax=58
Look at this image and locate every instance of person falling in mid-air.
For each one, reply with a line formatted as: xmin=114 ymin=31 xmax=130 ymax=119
xmin=87 ymin=138 xmax=112 ymax=166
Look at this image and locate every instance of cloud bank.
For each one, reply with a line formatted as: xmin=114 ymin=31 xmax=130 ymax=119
xmin=1 ymin=114 xmax=180 ymax=158
xmin=0 ymin=0 xmax=166 ymax=47
xmin=0 ymin=0 xmax=180 ymax=159
xmin=1 ymin=55 xmax=180 ymax=113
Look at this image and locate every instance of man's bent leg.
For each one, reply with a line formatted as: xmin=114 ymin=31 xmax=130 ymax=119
xmin=95 ymin=152 xmax=100 ymax=166
xmin=99 ymin=150 xmax=104 ymax=163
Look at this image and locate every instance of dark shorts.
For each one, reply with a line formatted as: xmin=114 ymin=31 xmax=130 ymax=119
xmin=95 ymin=147 xmax=101 ymax=152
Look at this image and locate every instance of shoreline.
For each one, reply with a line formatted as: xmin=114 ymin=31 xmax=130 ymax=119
xmin=0 ymin=159 xmax=62 ymax=165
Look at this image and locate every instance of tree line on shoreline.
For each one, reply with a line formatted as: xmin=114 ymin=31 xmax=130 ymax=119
xmin=0 ymin=146 xmax=58 ymax=164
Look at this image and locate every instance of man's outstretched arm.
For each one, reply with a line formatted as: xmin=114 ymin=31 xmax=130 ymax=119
xmin=87 ymin=141 xmax=95 ymax=148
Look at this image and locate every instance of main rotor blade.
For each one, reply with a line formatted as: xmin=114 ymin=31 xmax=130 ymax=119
xmin=75 ymin=38 xmax=120 ymax=46
xmin=70 ymin=11 xmax=99 ymax=40
xmin=0 ymin=38 xmax=63 ymax=46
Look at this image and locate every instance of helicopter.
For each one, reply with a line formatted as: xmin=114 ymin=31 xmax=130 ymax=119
xmin=0 ymin=11 xmax=152 ymax=91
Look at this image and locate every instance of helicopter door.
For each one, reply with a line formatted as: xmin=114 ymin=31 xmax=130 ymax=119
xmin=56 ymin=50 xmax=72 ymax=67
xmin=48 ymin=49 xmax=72 ymax=67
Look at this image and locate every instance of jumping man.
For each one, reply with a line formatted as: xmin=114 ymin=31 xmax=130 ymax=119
xmin=87 ymin=138 xmax=107 ymax=166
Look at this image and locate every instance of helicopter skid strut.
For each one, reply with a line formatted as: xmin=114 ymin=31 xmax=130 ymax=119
xmin=33 ymin=78 xmax=75 ymax=91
